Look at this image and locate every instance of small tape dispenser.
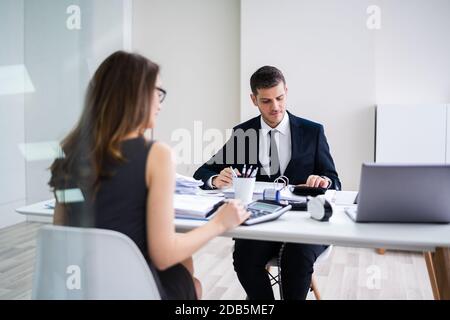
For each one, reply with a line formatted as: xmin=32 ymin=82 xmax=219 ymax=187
xmin=263 ymin=176 xmax=309 ymax=210
xmin=307 ymin=195 xmax=333 ymax=222
xmin=262 ymin=176 xmax=290 ymax=205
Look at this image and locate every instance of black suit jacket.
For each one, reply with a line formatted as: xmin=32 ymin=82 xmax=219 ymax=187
xmin=193 ymin=111 xmax=341 ymax=190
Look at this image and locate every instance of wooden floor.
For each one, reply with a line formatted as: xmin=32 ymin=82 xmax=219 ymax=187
xmin=0 ymin=222 xmax=434 ymax=300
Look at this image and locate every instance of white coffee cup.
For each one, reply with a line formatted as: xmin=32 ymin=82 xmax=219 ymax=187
xmin=232 ymin=177 xmax=256 ymax=204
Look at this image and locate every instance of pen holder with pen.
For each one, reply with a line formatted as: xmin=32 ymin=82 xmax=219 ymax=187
xmin=232 ymin=176 xmax=256 ymax=204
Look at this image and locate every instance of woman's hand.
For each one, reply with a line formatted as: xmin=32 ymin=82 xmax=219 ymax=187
xmin=210 ymin=199 xmax=250 ymax=233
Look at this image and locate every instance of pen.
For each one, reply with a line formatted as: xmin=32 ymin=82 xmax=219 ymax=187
xmin=248 ymin=166 xmax=255 ymax=177
xmin=229 ymin=166 xmax=238 ymax=178
xmin=250 ymin=168 xmax=258 ymax=178
xmin=242 ymin=164 xmax=246 ymax=178
xmin=246 ymin=165 xmax=253 ymax=178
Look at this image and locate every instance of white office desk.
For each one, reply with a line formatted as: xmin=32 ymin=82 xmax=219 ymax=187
xmin=15 ymin=195 xmax=450 ymax=299
xmin=176 ymin=207 xmax=450 ymax=252
xmin=16 ymin=199 xmax=54 ymax=217
xmin=176 ymin=206 xmax=450 ymax=300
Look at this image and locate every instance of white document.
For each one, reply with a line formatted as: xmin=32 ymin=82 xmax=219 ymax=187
xmin=279 ymin=188 xmax=307 ymax=202
xmin=222 ymin=181 xmax=287 ymax=195
xmin=175 ymin=173 xmax=204 ymax=194
xmin=174 ymin=194 xmax=224 ymax=219
xmin=175 ymin=173 xmax=203 ymax=186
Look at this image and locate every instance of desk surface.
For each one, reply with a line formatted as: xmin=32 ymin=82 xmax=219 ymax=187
xmin=176 ymin=207 xmax=450 ymax=252
xmin=16 ymin=199 xmax=54 ymax=217
xmin=16 ymin=194 xmax=450 ymax=252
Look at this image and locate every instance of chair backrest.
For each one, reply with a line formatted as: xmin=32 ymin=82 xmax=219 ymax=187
xmin=32 ymin=225 xmax=161 ymax=300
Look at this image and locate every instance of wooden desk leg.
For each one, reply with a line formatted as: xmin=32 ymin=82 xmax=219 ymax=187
xmin=424 ymin=248 xmax=450 ymax=300
xmin=433 ymin=248 xmax=450 ymax=300
xmin=424 ymin=251 xmax=440 ymax=300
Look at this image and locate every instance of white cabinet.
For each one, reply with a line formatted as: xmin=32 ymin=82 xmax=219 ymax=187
xmin=447 ymin=107 xmax=450 ymax=163
xmin=375 ymin=104 xmax=448 ymax=163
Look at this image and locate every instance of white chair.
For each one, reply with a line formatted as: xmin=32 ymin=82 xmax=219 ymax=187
xmin=266 ymin=245 xmax=333 ymax=300
xmin=32 ymin=225 xmax=161 ymax=300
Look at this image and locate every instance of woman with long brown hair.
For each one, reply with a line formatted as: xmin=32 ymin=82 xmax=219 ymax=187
xmin=49 ymin=51 xmax=249 ymax=300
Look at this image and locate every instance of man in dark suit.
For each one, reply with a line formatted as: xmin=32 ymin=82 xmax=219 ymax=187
xmin=194 ymin=66 xmax=341 ymax=299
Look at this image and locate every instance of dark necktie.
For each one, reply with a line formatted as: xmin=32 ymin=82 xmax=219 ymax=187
xmin=268 ymin=130 xmax=281 ymax=178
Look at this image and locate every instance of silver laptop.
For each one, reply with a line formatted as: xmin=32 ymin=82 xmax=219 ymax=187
xmin=345 ymin=164 xmax=450 ymax=223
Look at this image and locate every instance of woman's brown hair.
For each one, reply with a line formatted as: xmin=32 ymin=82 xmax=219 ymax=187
xmin=49 ymin=51 xmax=159 ymax=196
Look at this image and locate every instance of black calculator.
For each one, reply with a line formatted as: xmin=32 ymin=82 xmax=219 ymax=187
xmin=243 ymin=200 xmax=292 ymax=225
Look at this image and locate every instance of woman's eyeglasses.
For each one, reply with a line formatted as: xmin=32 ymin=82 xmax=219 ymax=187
xmin=156 ymin=87 xmax=167 ymax=103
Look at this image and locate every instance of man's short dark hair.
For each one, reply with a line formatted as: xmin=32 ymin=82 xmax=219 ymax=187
xmin=250 ymin=66 xmax=286 ymax=96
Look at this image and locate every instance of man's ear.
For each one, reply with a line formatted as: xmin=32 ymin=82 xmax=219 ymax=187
xmin=250 ymin=93 xmax=258 ymax=107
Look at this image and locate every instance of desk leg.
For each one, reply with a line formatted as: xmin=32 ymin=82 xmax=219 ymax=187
xmin=424 ymin=252 xmax=440 ymax=300
xmin=424 ymin=248 xmax=450 ymax=300
xmin=434 ymin=248 xmax=450 ymax=300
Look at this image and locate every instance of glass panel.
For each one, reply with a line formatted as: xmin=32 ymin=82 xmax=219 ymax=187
xmin=0 ymin=0 xmax=27 ymax=228
xmin=23 ymin=0 xmax=130 ymax=204
xmin=0 ymin=0 xmax=130 ymax=229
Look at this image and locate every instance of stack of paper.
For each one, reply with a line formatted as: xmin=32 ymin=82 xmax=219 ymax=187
xmin=174 ymin=194 xmax=224 ymax=219
xmin=175 ymin=173 xmax=204 ymax=194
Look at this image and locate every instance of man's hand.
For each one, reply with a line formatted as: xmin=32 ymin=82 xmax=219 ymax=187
xmin=212 ymin=168 xmax=241 ymax=189
xmin=300 ymin=175 xmax=330 ymax=188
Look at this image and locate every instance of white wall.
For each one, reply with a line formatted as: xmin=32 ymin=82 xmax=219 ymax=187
xmin=241 ymin=0 xmax=450 ymax=190
xmin=132 ymin=0 xmax=241 ymax=176
xmin=375 ymin=0 xmax=450 ymax=104
xmin=241 ymin=0 xmax=376 ymax=190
